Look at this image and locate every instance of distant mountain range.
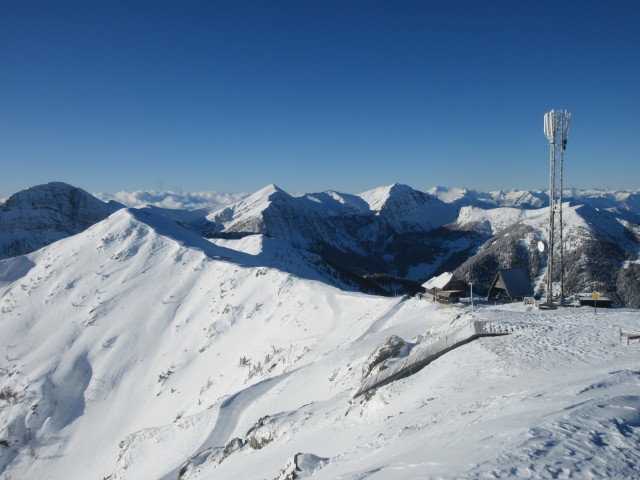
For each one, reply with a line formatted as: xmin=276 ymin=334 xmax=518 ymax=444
xmin=1 ymin=182 xmax=639 ymax=307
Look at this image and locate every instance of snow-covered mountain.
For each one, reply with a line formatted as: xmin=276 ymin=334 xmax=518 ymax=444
xmin=199 ymin=183 xmax=640 ymax=306
xmin=206 ymin=183 xmax=457 ymax=240
xmin=0 ymin=182 xmax=123 ymax=260
xmin=2 ymin=181 xmax=639 ymax=306
xmin=357 ymin=183 xmax=458 ymax=232
xmin=1 ymin=195 xmax=639 ymax=479
xmin=202 ymin=183 xmax=462 ymax=288
xmin=451 ymin=200 xmax=640 ymax=307
xmin=427 ymin=186 xmax=548 ymax=209
xmin=429 ymin=186 xmax=640 ymax=213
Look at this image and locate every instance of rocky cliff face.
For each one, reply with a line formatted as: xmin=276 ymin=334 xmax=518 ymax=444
xmin=0 ymin=182 xmax=123 ymax=259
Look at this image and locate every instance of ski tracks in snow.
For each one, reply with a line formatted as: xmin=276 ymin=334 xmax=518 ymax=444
xmin=158 ymin=369 xmax=298 ymax=480
xmin=462 ymin=385 xmax=640 ymax=479
xmin=477 ymin=308 xmax=639 ymax=372
xmin=354 ymin=296 xmax=409 ymax=342
xmin=201 ymin=369 xmax=298 ymax=450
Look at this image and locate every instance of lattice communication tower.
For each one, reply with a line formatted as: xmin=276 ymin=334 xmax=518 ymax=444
xmin=544 ymin=109 xmax=571 ymax=304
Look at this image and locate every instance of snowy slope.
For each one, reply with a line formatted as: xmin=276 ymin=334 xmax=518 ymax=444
xmin=205 ymin=184 xmax=280 ymax=232
xmin=454 ymin=204 xmax=547 ymax=235
xmin=428 ymin=186 xmax=547 ymax=209
xmin=428 ymin=186 xmax=640 ymax=213
xmin=453 ymin=201 xmax=613 ymax=248
xmin=93 ymin=183 xmax=640 ymax=298
xmin=98 ymin=183 xmax=640 ymax=305
xmin=568 ymin=188 xmax=640 ymax=215
xmin=1 ymin=203 xmax=639 ymax=479
xmin=358 ymin=183 xmax=457 ymax=232
xmin=486 ymin=189 xmax=548 ymax=209
xmin=0 ymin=207 xmax=390 ymax=478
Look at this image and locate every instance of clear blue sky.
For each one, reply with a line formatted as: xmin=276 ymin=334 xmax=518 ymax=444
xmin=2 ymin=0 xmax=639 ymax=197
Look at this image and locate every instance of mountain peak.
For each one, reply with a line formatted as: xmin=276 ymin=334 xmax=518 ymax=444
xmin=358 ymin=183 xmax=418 ymax=211
xmin=388 ymin=182 xmax=413 ymax=192
xmin=0 ymin=182 xmax=123 ymax=259
xmin=2 ymin=182 xmax=85 ymax=206
xmin=359 ymin=183 xmax=440 ymax=212
xmin=254 ymin=183 xmax=286 ymax=197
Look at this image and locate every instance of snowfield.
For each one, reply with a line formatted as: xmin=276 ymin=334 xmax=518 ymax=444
xmin=0 ymin=206 xmax=639 ymax=479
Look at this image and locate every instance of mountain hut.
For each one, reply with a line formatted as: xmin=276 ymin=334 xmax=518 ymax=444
xmin=421 ymin=272 xmax=467 ymax=304
xmin=487 ymin=268 xmax=533 ymax=302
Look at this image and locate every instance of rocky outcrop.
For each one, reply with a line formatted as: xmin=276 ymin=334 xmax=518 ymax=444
xmin=0 ymin=182 xmax=123 ymax=259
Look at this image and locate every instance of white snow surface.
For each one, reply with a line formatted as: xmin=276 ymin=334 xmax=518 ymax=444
xmin=1 ymin=206 xmax=639 ymax=479
xmin=454 ymin=202 xmax=592 ymax=237
xmin=422 ymin=271 xmax=455 ymax=290
xmin=427 ymin=186 xmax=548 ymax=208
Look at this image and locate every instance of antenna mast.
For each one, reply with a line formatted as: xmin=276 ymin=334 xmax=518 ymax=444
xmin=544 ymin=109 xmax=571 ymax=304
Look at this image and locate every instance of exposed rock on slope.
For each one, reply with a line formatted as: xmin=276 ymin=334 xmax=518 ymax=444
xmin=0 ymin=182 xmax=123 ymax=259
xmin=452 ymin=203 xmax=640 ymax=306
xmin=203 ymin=183 xmax=462 ymax=282
xmin=199 ymin=183 xmax=640 ymax=306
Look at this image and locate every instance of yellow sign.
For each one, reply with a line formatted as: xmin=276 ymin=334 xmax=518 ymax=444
xmin=593 ymin=291 xmax=599 ymax=300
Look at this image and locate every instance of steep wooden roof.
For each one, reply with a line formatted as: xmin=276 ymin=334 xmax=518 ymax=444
xmin=488 ymin=268 xmax=533 ymax=299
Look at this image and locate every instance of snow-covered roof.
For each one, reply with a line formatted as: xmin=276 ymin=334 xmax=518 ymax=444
xmin=577 ymin=293 xmax=611 ymax=300
xmin=422 ymin=272 xmax=455 ymax=290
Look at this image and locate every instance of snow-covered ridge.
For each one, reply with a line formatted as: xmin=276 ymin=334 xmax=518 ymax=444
xmin=1 ymin=205 xmax=639 ymax=478
xmin=206 ymin=182 xmax=458 ymax=242
xmin=204 ymin=183 xmax=639 ymax=238
xmin=454 ymin=204 xmax=545 ymax=235
xmin=87 ymin=184 xmax=640 ymax=212
xmin=2 ymin=181 xmax=639 ymax=305
xmin=428 ymin=185 xmax=640 ymax=209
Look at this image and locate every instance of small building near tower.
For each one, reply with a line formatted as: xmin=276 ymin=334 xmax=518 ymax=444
xmin=576 ymin=293 xmax=613 ymax=308
xmin=487 ymin=268 xmax=533 ymax=302
xmin=421 ymin=272 xmax=467 ymax=304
